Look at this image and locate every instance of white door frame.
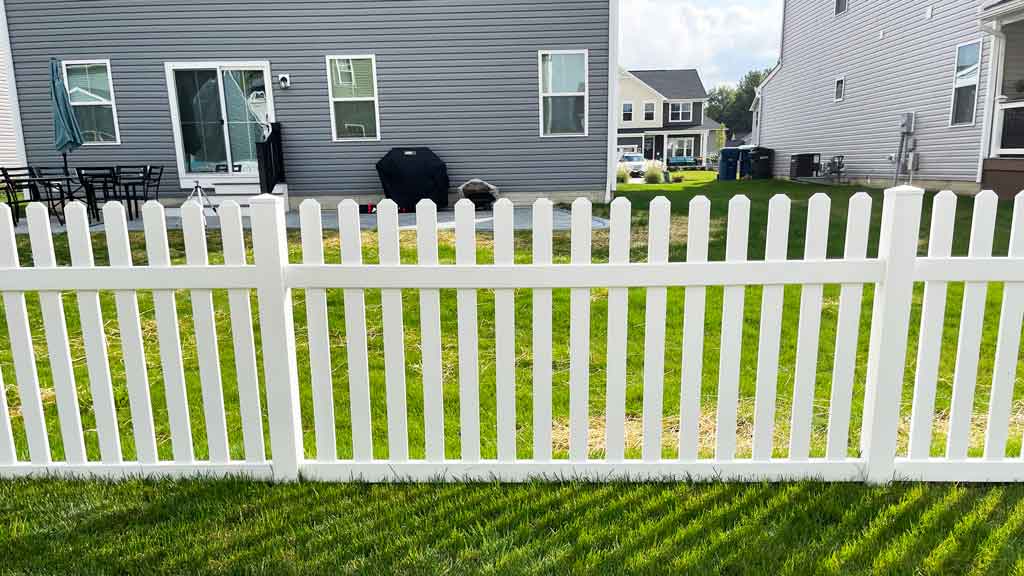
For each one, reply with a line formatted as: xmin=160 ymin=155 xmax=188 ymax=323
xmin=164 ymin=61 xmax=276 ymax=189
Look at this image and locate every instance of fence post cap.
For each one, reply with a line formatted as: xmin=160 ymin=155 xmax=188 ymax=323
xmin=884 ymin=185 xmax=925 ymax=197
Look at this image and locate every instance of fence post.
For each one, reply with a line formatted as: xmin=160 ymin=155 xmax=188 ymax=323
xmin=861 ymin=185 xmax=924 ymax=485
xmin=250 ymin=194 xmax=303 ymax=481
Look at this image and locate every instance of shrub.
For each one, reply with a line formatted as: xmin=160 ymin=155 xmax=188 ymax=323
xmin=616 ymin=166 xmax=629 ymax=183
xmin=644 ymin=170 xmax=663 ymax=184
xmin=671 ymin=172 xmax=686 ymax=183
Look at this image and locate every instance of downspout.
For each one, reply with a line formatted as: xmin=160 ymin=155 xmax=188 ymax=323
xmin=605 ymin=0 xmax=621 ymax=203
xmin=978 ymin=21 xmax=1004 ymax=184
xmin=0 ymin=0 xmax=26 ymax=166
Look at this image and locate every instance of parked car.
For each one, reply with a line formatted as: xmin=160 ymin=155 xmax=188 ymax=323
xmin=620 ymin=153 xmax=646 ymax=177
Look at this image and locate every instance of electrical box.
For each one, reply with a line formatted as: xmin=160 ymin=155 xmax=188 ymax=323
xmin=900 ymin=112 xmax=916 ymax=134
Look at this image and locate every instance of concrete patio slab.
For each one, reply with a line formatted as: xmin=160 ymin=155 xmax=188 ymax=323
xmin=11 ymin=205 xmax=609 ymax=235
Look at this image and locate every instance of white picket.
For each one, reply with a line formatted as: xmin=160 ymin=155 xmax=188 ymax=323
xmin=642 ymin=197 xmax=670 ymax=462
xmin=605 ymin=197 xmax=630 ymax=462
xmin=789 ymin=194 xmax=831 ymax=460
xmin=825 ymin=192 xmax=872 ymax=460
xmin=220 ymin=201 xmax=265 ymax=463
xmin=378 ymin=200 xmax=409 ymax=462
xmin=752 ymin=195 xmax=790 ymax=460
xmin=181 ymin=201 xmax=229 ymax=463
xmin=569 ymin=198 xmax=592 ymax=462
xmin=102 ymin=202 xmax=158 ymax=465
xmin=947 ymin=190 xmax=998 ymax=460
xmin=533 ymin=199 xmax=554 ymax=461
xmin=456 ymin=199 xmax=481 ymax=462
xmin=716 ymin=196 xmax=750 ymax=460
xmin=679 ymin=196 xmax=710 ymax=461
xmin=26 ymin=203 xmax=85 ymax=464
xmin=142 ymin=201 xmax=194 ymax=463
xmin=416 ymin=200 xmax=446 ymax=462
xmin=984 ymin=193 xmax=1024 ymax=460
xmin=0 ymin=364 xmax=13 ymax=464
xmin=907 ymin=191 xmax=957 ymax=460
xmin=0 ymin=204 xmax=50 ymax=464
xmin=300 ymin=200 xmax=335 ymax=461
xmin=339 ymin=200 xmax=373 ymax=461
xmin=493 ymin=198 xmax=516 ymax=462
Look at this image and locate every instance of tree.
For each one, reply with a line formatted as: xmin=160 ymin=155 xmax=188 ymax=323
xmin=705 ymin=68 xmax=772 ymax=136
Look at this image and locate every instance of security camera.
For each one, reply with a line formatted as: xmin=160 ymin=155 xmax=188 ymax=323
xmin=278 ymin=74 xmax=291 ymax=89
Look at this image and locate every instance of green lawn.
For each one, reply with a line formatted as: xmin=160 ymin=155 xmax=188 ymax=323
xmin=2 ymin=171 xmax=1024 ymax=573
xmin=2 ymin=478 xmax=1024 ymax=574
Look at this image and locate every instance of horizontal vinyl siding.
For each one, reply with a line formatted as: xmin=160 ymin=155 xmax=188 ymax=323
xmin=6 ymin=0 xmax=610 ymax=198
xmin=0 ymin=13 xmax=19 ymax=168
xmin=760 ymin=0 xmax=989 ymax=185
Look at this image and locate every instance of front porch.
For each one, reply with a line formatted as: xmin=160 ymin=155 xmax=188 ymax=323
xmin=982 ymin=1 xmax=1024 ymax=197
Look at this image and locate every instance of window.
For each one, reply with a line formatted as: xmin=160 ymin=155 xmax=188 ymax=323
xmin=834 ymin=77 xmax=846 ymax=101
xmin=622 ymin=102 xmax=633 ymax=122
xmin=63 ymin=60 xmax=120 ymax=145
xmin=539 ymin=50 xmax=588 ymax=136
xmin=327 ymin=55 xmax=380 ymax=140
xmin=835 ymin=0 xmax=848 ymax=15
xmin=643 ymin=101 xmax=656 ymax=121
xmin=950 ymin=41 xmax=981 ymax=126
xmin=669 ymin=102 xmax=693 ymax=122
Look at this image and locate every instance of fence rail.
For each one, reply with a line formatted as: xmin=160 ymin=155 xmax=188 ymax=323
xmin=0 ymin=185 xmax=1022 ymax=484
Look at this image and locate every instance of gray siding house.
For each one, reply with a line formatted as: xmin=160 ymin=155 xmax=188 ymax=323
xmin=1 ymin=0 xmax=621 ymax=206
xmin=616 ymin=68 xmax=725 ymax=162
xmin=753 ymin=0 xmax=1024 ymax=196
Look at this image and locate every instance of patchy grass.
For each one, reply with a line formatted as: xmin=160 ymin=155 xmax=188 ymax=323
xmin=2 ymin=478 xmax=1024 ymax=575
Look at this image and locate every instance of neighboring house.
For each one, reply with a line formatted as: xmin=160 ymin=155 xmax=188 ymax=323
xmin=752 ymin=0 xmax=1024 ymax=196
xmin=0 ymin=0 xmax=622 ymax=206
xmin=616 ymin=68 xmax=725 ymax=162
xmin=0 ymin=0 xmax=22 ymax=168
xmin=725 ymin=131 xmax=751 ymax=148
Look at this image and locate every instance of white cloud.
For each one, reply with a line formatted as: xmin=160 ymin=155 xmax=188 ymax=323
xmin=619 ymin=0 xmax=784 ymax=89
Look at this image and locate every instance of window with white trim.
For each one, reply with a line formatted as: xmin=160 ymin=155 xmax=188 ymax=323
xmin=539 ymin=50 xmax=588 ymax=136
xmin=63 ymin=60 xmax=120 ymax=145
xmin=327 ymin=55 xmax=380 ymax=140
xmin=622 ymin=102 xmax=633 ymax=122
xmin=835 ymin=0 xmax=848 ymax=15
xmin=669 ymin=102 xmax=692 ymax=122
xmin=950 ymin=41 xmax=981 ymax=126
xmin=834 ymin=77 xmax=846 ymax=101
xmin=643 ymin=101 xmax=656 ymax=121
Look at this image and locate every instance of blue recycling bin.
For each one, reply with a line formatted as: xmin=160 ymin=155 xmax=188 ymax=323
xmin=718 ymin=147 xmax=740 ymax=181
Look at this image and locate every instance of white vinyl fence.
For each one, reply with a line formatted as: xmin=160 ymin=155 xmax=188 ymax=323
xmin=0 ymin=185 xmax=1021 ymax=484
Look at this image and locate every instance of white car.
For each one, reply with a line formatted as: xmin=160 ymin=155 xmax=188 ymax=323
xmin=620 ymin=153 xmax=646 ymax=177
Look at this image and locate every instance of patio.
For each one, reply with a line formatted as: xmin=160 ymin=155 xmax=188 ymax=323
xmin=8 ymin=203 xmax=611 ymax=234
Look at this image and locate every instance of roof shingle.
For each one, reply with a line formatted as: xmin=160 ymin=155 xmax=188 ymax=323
xmin=629 ymin=69 xmax=708 ymax=100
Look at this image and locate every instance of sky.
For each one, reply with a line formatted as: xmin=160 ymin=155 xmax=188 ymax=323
xmin=619 ymin=0 xmax=785 ymax=90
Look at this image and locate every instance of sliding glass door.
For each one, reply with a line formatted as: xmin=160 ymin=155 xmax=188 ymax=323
xmin=167 ymin=62 xmax=274 ymax=180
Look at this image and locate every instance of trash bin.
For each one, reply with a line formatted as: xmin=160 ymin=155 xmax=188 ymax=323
xmin=738 ymin=147 xmax=753 ymax=179
xmin=718 ymin=147 xmax=740 ymax=181
xmin=749 ymin=147 xmax=774 ymax=179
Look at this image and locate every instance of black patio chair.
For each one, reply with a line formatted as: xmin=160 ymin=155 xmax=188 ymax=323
xmin=76 ymin=166 xmax=118 ymax=220
xmin=144 ymin=165 xmax=163 ymax=202
xmin=116 ymin=165 xmax=149 ymax=219
xmin=1 ymin=167 xmax=37 ymax=225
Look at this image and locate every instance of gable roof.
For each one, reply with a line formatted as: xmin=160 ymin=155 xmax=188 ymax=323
xmin=628 ymin=69 xmax=708 ymax=100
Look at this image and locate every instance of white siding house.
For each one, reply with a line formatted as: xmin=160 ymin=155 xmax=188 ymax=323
xmin=0 ymin=0 xmax=23 ymax=168
xmin=753 ymin=0 xmax=1024 ymax=196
